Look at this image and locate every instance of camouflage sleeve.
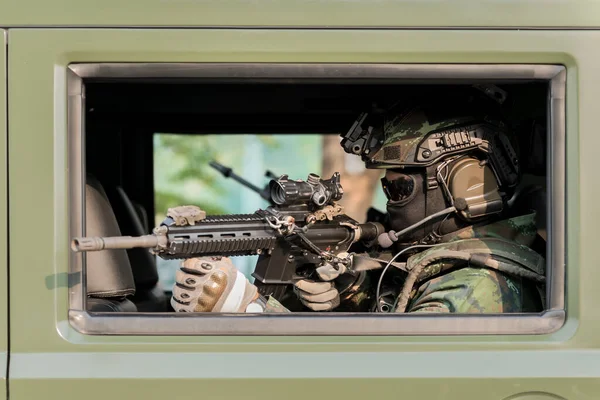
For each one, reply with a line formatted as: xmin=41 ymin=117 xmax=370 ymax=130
xmin=262 ymin=295 xmax=291 ymax=313
xmin=406 ymin=267 xmax=542 ymax=313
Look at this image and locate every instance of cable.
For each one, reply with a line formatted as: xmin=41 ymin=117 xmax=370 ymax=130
xmin=375 ymin=242 xmax=456 ymax=312
xmin=377 ymin=206 xmax=457 ymax=248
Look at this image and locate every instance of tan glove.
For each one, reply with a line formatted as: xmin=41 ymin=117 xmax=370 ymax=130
xmin=293 ymin=260 xmax=347 ymax=311
xmin=293 ymin=280 xmax=340 ymax=311
xmin=171 ymin=256 xmax=261 ymax=313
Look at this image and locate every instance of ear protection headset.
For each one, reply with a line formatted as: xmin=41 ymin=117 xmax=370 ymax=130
xmin=376 ymin=121 xmax=521 ymax=248
xmin=421 ymin=121 xmax=520 ymax=221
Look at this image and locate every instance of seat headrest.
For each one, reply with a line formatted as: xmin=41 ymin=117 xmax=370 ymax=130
xmin=85 ymin=181 xmax=136 ymax=298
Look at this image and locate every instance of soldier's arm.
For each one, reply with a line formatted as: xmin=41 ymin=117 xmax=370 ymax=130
xmin=406 ymin=267 xmax=540 ymax=313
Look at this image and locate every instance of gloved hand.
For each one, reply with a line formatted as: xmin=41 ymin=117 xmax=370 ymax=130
xmin=171 ymin=256 xmax=262 ymax=313
xmin=293 ymin=260 xmax=348 ymax=311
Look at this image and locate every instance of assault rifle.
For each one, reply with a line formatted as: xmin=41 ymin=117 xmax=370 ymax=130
xmin=71 ymin=172 xmax=385 ymax=300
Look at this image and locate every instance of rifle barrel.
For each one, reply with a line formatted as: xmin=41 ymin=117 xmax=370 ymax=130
xmin=71 ymin=234 xmax=160 ymax=252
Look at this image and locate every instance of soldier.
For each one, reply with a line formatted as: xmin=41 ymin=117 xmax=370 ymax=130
xmin=170 ymin=86 xmax=546 ymax=314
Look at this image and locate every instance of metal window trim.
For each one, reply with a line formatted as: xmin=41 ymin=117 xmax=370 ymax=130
xmin=66 ymin=63 xmax=566 ymax=336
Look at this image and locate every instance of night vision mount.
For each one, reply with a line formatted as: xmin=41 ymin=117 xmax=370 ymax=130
xmin=340 ymin=112 xmax=384 ymax=163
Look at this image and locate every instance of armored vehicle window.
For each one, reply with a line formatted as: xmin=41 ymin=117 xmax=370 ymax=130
xmin=67 ymin=63 xmax=565 ymax=335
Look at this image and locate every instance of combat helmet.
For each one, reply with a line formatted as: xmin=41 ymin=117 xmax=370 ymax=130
xmin=340 ymin=85 xmax=522 ymax=222
xmin=341 ymin=85 xmax=521 ymax=190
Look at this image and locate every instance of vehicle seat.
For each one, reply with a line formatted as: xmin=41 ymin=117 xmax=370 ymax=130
xmin=85 ymin=177 xmax=137 ymax=312
xmin=103 ymin=186 xmax=168 ymax=312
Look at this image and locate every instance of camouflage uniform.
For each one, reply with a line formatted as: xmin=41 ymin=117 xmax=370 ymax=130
xmin=404 ymin=212 xmax=545 ymax=313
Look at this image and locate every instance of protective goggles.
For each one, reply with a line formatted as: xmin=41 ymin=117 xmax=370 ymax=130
xmin=380 ymin=174 xmax=416 ymax=202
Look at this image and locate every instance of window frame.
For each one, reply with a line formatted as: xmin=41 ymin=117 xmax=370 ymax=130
xmin=67 ymin=63 xmax=566 ymax=336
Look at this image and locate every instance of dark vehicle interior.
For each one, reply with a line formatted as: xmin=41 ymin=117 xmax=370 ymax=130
xmin=81 ymin=80 xmax=549 ymax=313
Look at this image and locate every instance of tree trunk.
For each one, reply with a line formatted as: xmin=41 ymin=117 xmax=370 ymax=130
xmin=321 ymin=135 xmax=383 ymax=223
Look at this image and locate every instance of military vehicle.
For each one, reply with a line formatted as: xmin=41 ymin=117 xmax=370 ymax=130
xmin=0 ymin=1 xmax=595 ymax=399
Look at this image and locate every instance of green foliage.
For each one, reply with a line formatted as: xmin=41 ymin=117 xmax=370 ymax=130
xmin=154 ymin=134 xmax=225 ymax=220
xmin=156 ymin=134 xmax=223 ymax=190
xmin=153 ymin=133 xmax=282 ymax=223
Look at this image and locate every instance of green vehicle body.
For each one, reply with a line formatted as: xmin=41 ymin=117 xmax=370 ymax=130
xmin=1 ymin=2 xmax=599 ymax=399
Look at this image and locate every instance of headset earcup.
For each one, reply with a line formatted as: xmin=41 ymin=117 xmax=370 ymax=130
xmin=447 ymin=157 xmax=504 ymax=221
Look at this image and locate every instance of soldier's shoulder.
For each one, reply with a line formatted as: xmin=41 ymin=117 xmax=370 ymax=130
xmin=410 ymin=267 xmax=525 ymax=313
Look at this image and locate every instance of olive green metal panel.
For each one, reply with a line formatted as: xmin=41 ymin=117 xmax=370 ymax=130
xmin=0 ymin=29 xmax=7 ymax=400
xmin=4 ymin=28 xmax=592 ymax=399
xmin=1 ymin=0 xmax=600 ymax=28
xmin=7 ymin=376 xmax=600 ymax=400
